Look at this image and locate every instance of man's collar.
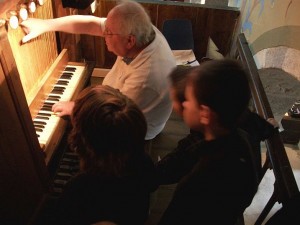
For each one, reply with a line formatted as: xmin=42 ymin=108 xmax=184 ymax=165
xmin=122 ymin=57 xmax=134 ymax=65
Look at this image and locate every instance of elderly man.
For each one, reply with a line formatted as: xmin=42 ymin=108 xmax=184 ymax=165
xmin=21 ymin=0 xmax=176 ymax=140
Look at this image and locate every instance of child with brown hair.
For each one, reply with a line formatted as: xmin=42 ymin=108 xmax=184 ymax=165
xmin=55 ymin=85 xmax=157 ymax=225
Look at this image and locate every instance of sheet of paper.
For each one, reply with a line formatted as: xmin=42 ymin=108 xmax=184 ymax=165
xmin=172 ymin=49 xmax=200 ymax=66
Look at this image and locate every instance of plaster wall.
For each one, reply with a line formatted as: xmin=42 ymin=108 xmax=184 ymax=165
xmin=236 ymin=0 xmax=300 ymax=80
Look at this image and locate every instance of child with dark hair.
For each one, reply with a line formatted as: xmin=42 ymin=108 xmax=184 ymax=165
xmin=158 ymin=59 xmax=259 ymax=225
xmin=156 ymin=66 xmax=204 ymax=184
xmin=169 ymin=66 xmax=195 ymax=117
xmin=157 ymin=63 xmax=278 ymax=185
xmin=55 ymin=85 xmax=157 ymax=225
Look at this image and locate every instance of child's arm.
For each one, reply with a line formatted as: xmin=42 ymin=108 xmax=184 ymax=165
xmin=156 ymin=133 xmax=203 ymax=185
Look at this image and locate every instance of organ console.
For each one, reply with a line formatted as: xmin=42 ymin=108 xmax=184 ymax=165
xmin=0 ymin=1 xmax=94 ymax=224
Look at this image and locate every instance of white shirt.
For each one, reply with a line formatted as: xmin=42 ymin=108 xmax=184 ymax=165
xmin=103 ymin=26 xmax=176 ymax=139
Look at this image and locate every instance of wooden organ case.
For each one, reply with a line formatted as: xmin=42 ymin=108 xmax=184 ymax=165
xmin=0 ymin=1 xmax=93 ymax=224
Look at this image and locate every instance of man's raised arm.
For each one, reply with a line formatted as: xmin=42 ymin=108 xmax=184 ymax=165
xmin=20 ymin=15 xmax=105 ymax=43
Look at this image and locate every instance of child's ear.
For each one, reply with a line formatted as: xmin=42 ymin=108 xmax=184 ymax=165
xmin=199 ymin=105 xmax=211 ymax=125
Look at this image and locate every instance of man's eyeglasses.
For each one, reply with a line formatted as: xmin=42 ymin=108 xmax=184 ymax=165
xmin=103 ymin=27 xmax=123 ymax=37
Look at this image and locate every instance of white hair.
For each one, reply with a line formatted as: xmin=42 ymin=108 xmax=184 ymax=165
xmin=113 ymin=0 xmax=155 ymax=47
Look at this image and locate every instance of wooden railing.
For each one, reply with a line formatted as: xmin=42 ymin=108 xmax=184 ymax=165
xmin=236 ymin=33 xmax=299 ymax=225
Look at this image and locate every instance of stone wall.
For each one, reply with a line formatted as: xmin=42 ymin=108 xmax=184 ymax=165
xmin=255 ymin=47 xmax=300 ymax=81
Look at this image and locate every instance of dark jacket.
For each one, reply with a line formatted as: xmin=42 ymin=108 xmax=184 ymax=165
xmin=158 ymin=130 xmax=258 ymax=225
xmin=55 ymin=153 xmax=157 ymax=225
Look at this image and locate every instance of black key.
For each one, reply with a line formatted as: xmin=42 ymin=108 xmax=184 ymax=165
xmin=40 ymin=107 xmax=52 ymax=112
xmin=35 ymin=128 xmax=43 ymax=132
xmin=51 ymin=89 xmax=64 ymax=95
xmin=64 ymin=67 xmax=76 ymax=72
xmin=56 ymin=80 xmax=69 ymax=85
xmin=33 ymin=121 xmax=47 ymax=125
xmin=47 ymin=95 xmax=61 ymax=101
xmin=47 ymin=97 xmax=59 ymax=102
xmin=43 ymin=102 xmax=54 ymax=107
xmin=34 ymin=124 xmax=45 ymax=129
xmin=60 ymin=74 xmax=72 ymax=80
xmin=36 ymin=116 xmax=50 ymax=120
xmin=38 ymin=112 xmax=51 ymax=117
xmin=53 ymin=87 xmax=66 ymax=91
xmin=42 ymin=104 xmax=53 ymax=108
xmin=62 ymin=72 xmax=73 ymax=76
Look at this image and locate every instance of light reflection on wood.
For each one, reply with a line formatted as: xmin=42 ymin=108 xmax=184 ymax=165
xmin=6 ymin=0 xmax=57 ymax=105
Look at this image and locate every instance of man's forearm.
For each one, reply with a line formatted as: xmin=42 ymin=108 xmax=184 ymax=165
xmin=48 ymin=15 xmax=104 ymax=36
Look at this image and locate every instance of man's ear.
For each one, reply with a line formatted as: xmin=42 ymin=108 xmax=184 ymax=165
xmin=126 ymin=35 xmax=136 ymax=49
xmin=199 ymin=105 xmax=211 ymax=125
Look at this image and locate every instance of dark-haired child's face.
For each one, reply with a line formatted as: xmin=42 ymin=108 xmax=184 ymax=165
xmin=170 ymin=87 xmax=183 ymax=117
xmin=182 ymin=84 xmax=202 ymax=131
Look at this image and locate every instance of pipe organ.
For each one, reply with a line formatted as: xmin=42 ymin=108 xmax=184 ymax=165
xmin=0 ymin=1 xmax=93 ymax=224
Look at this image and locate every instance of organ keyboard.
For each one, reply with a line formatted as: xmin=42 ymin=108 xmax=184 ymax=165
xmin=25 ymin=48 xmax=93 ymax=164
xmin=33 ymin=64 xmax=85 ymax=149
